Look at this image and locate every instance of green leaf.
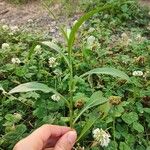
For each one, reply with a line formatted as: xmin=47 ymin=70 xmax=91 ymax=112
xmin=146 ymin=146 xmax=150 ymax=150
xmin=77 ymin=116 xmax=97 ymax=142
xmin=42 ymin=41 xmax=70 ymax=68
xmin=81 ymin=67 xmax=130 ymax=81
xmin=73 ymin=91 xmax=108 ymax=124
xmin=9 ymin=82 xmax=56 ymax=94
xmin=5 ymin=114 xmax=15 ymax=122
xmin=143 ymin=108 xmax=150 ymax=114
xmin=0 ymin=84 xmax=6 ymax=93
xmin=133 ymin=122 xmax=144 ymax=133
xmin=8 ymin=82 xmax=69 ymax=106
xmin=68 ymin=4 xmax=112 ymax=53
xmin=100 ymin=102 xmax=111 ymax=119
xmin=119 ymin=142 xmax=131 ymax=150
xmin=122 ymin=112 xmax=138 ymax=125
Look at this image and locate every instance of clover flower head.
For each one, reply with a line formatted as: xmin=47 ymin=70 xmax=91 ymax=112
xmin=27 ymin=19 xmax=33 ymax=23
xmin=121 ymin=33 xmax=128 ymax=39
xmin=88 ymin=27 xmax=95 ymax=33
xmin=87 ymin=35 xmax=96 ymax=49
xmin=1 ymin=19 xmax=6 ymax=23
xmin=14 ymin=113 xmax=22 ymax=120
xmin=74 ymin=143 xmax=85 ymax=150
xmin=48 ymin=57 xmax=57 ymax=67
xmin=2 ymin=25 xmax=9 ymax=31
xmin=135 ymin=34 xmax=145 ymax=43
xmin=53 ymin=69 xmax=62 ymax=76
xmin=34 ymin=45 xmax=42 ymax=54
xmin=11 ymin=57 xmax=21 ymax=64
xmin=121 ymin=32 xmax=132 ymax=46
xmin=2 ymin=43 xmax=10 ymax=50
xmin=93 ymin=128 xmax=111 ymax=147
xmin=132 ymin=71 xmax=143 ymax=77
xmin=51 ymin=94 xmax=60 ymax=102
xmin=10 ymin=26 xmax=19 ymax=32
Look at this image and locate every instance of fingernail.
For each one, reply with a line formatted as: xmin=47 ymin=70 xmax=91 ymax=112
xmin=67 ymin=131 xmax=77 ymax=144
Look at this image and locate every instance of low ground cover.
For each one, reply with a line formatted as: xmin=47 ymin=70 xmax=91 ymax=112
xmin=0 ymin=0 xmax=150 ymax=149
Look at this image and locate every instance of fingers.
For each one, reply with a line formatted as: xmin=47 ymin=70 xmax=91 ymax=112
xmin=54 ymin=131 xmax=77 ymax=150
xmin=13 ymin=124 xmax=71 ymax=150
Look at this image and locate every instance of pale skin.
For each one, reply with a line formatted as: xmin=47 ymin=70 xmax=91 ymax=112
xmin=13 ymin=124 xmax=77 ymax=150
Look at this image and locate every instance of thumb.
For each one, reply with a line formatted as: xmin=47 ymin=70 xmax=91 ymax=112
xmin=54 ymin=130 xmax=77 ymax=150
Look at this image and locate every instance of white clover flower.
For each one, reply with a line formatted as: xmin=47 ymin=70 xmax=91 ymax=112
xmin=1 ymin=19 xmax=6 ymax=23
xmin=34 ymin=45 xmax=42 ymax=54
xmin=48 ymin=57 xmax=57 ymax=67
xmin=27 ymin=19 xmax=33 ymax=23
xmin=121 ymin=33 xmax=128 ymax=39
xmin=148 ymin=11 xmax=150 ymax=16
xmin=11 ymin=57 xmax=21 ymax=64
xmin=88 ymin=27 xmax=95 ymax=33
xmin=135 ymin=34 xmax=146 ymax=43
xmin=87 ymin=36 xmax=96 ymax=49
xmin=121 ymin=32 xmax=132 ymax=46
xmin=53 ymin=69 xmax=62 ymax=76
xmin=74 ymin=143 xmax=85 ymax=150
xmin=8 ymin=32 xmax=14 ymax=36
xmin=132 ymin=71 xmax=143 ymax=77
xmin=10 ymin=26 xmax=19 ymax=32
xmin=104 ymin=14 xmax=109 ymax=19
xmin=14 ymin=113 xmax=22 ymax=120
xmin=93 ymin=128 xmax=111 ymax=147
xmin=51 ymin=94 xmax=60 ymax=102
xmin=2 ymin=25 xmax=9 ymax=31
xmin=2 ymin=43 xmax=10 ymax=50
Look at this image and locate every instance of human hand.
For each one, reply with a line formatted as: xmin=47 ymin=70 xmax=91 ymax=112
xmin=13 ymin=124 xmax=77 ymax=150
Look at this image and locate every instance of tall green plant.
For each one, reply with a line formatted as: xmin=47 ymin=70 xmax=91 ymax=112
xmin=1 ymin=1 xmax=130 ymax=140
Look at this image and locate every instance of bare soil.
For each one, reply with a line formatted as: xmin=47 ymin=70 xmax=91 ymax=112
xmin=139 ymin=0 xmax=150 ymax=6
xmin=0 ymin=0 xmax=149 ymax=36
xmin=0 ymin=0 xmax=80 ymax=39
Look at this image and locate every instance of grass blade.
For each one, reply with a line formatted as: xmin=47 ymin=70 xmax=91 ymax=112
xmin=68 ymin=4 xmax=111 ymax=53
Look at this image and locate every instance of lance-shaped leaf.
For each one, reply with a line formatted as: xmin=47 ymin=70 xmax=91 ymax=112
xmin=8 ymin=82 xmax=70 ymax=107
xmin=81 ymin=67 xmax=130 ymax=81
xmin=73 ymin=91 xmax=107 ymax=124
xmin=77 ymin=116 xmax=97 ymax=142
xmin=42 ymin=41 xmax=70 ymax=68
xmin=68 ymin=4 xmax=111 ymax=52
xmin=9 ymin=82 xmax=57 ymax=94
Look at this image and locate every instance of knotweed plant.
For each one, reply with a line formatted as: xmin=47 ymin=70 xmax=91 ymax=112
xmin=0 ymin=0 xmax=131 ymax=143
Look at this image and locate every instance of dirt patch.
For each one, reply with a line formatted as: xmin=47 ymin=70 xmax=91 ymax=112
xmin=0 ymin=0 xmax=149 ymax=38
xmin=0 ymin=1 xmax=46 ymax=25
xmin=0 ymin=0 xmax=81 ymax=39
xmin=139 ymin=0 xmax=150 ymax=7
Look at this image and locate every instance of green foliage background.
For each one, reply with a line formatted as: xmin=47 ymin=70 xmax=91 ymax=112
xmin=0 ymin=0 xmax=150 ymax=149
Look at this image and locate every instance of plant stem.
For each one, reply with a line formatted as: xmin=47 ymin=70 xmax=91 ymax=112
xmin=68 ymin=45 xmax=74 ymax=128
xmin=113 ymin=118 xmax=116 ymax=147
xmin=69 ymin=64 xmax=74 ymax=128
